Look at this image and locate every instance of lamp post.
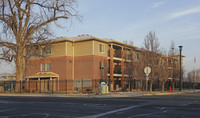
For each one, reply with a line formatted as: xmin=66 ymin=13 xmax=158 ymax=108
xmin=179 ymin=45 xmax=183 ymax=91
xmin=172 ymin=47 xmax=174 ymax=91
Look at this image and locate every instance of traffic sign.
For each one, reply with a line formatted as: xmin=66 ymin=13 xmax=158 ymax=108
xmin=144 ymin=67 xmax=151 ymax=74
xmin=101 ymin=82 xmax=106 ymax=85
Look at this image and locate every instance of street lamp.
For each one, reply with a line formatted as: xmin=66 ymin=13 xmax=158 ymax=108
xmin=179 ymin=45 xmax=183 ymax=91
xmin=172 ymin=47 xmax=174 ymax=91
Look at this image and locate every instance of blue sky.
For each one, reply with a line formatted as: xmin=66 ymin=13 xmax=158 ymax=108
xmin=54 ymin=0 xmax=200 ymax=73
xmin=0 ymin=0 xmax=200 ymax=74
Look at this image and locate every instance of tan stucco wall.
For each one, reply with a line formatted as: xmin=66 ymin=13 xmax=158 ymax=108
xmin=30 ymin=42 xmax=67 ymax=59
xmin=74 ymin=41 xmax=93 ymax=56
xmin=67 ymin=42 xmax=73 ymax=56
xmin=51 ymin=42 xmax=67 ymax=57
xmin=93 ymin=40 xmax=108 ymax=57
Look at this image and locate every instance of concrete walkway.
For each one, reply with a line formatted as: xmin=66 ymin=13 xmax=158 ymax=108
xmin=0 ymin=89 xmax=199 ymax=98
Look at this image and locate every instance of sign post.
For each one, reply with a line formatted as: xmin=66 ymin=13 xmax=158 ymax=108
xmin=144 ymin=67 xmax=151 ymax=92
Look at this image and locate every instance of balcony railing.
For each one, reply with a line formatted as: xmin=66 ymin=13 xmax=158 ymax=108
xmin=108 ymin=50 xmax=122 ymax=59
xmin=114 ymin=69 xmax=122 ymax=74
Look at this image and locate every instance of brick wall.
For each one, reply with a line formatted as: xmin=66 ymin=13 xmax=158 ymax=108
xmin=26 ymin=55 xmax=107 ymax=81
xmin=26 ymin=56 xmax=73 ymax=80
xmin=74 ymin=55 xmax=108 ymax=80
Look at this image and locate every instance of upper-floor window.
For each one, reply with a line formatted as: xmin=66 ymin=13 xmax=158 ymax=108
xmin=99 ymin=44 xmax=105 ymax=53
xmin=41 ymin=64 xmax=45 ymax=71
xmin=46 ymin=63 xmax=51 ymax=71
xmin=42 ymin=45 xmax=51 ymax=56
xmin=137 ymin=53 xmax=140 ymax=60
xmin=99 ymin=61 xmax=105 ymax=69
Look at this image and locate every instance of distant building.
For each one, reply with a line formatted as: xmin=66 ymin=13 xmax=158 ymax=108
xmin=0 ymin=73 xmax=16 ymax=81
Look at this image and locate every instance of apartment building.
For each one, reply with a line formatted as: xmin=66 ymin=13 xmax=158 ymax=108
xmin=25 ymin=35 xmax=137 ymax=91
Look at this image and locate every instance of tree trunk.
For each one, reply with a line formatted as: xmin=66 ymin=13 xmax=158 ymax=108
xmin=162 ymin=81 xmax=165 ymax=92
xmin=172 ymin=81 xmax=175 ymax=92
xmin=15 ymin=48 xmax=26 ymax=93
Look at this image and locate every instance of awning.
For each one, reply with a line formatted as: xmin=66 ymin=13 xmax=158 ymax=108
xmin=26 ymin=72 xmax=59 ymax=79
xmin=0 ymin=78 xmax=16 ymax=81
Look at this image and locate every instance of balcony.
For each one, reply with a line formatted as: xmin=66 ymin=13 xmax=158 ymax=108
xmin=114 ymin=69 xmax=122 ymax=74
xmin=114 ymin=49 xmax=121 ymax=58
xmin=107 ymin=65 xmax=122 ymax=75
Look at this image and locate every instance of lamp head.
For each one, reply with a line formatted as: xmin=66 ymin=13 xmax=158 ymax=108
xmin=179 ymin=45 xmax=183 ymax=51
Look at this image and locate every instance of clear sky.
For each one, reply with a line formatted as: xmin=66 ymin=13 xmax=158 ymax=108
xmin=0 ymin=0 xmax=200 ymax=74
xmin=54 ymin=0 xmax=200 ymax=73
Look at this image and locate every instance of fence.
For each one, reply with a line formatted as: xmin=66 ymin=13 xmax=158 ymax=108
xmin=0 ymin=79 xmax=101 ymax=94
xmin=0 ymin=79 xmax=199 ymax=93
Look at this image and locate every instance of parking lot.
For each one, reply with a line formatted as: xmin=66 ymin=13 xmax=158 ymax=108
xmin=0 ymin=92 xmax=200 ymax=118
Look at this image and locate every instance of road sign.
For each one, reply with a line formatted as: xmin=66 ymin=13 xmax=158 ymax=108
xmin=101 ymin=82 xmax=106 ymax=85
xmin=144 ymin=67 xmax=151 ymax=74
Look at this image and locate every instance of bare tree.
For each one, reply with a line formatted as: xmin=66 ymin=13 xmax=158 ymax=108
xmin=158 ymin=52 xmax=169 ymax=92
xmin=143 ymin=31 xmax=160 ymax=92
xmin=0 ymin=0 xmax=79 ymax=92
xmin=168 ymin=40 xmax=178 ymax=91
xmin=187 ymin=68 xmax=200 ymax=89
xmin=123 ymin=40 xmax=135 ymax=91
xmin=134 ymin=54 xmax=146 ymax=91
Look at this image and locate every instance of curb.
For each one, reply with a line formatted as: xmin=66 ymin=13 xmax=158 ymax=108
xmin=0 ymin=90 xmax=198 ymax=98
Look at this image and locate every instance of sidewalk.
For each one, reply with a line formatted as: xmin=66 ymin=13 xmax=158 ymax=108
xmin=0 ymin=89 xmax=199 ymax=98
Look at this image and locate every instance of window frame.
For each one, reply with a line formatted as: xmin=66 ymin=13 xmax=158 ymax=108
xmin=42 ymin=45 xmax=51 ymax=56
xmin=99 ymin=61 xmax=105 ymax=69
xmin=46 ymin=63 xmax=51 ymax=71
xmin=137 ymin=53 xmax=140 ymax=60
xmin=99 ymin=43 xmax=105 ymax=53
xmin=41 ymin=63 xmax=45 ymax=71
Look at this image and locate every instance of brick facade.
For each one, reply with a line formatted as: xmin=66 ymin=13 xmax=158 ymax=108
xmin=26 ymin=55 xmax=107 ymax=81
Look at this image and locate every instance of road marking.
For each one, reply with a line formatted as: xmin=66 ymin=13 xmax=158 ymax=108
xmin=128 ymin=110 xmax=168 ymax=118
xmin=180 ymin=101 xmax=199 ymax=106
xmin=78 ymin=104 xmax=144 ymax=118
xmin=4 ymin=113 xmax=49 ymax=118
xmin=0 ymin=108 xmax=17 ymax=113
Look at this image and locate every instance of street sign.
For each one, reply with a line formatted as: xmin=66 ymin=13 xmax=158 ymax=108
xmin=144 ymin=67 xmax=151 ymax=74
xmin=101 ymin=82 xmax=106 ymax=85
xmin=144 ymin=67 xmax=151 ymax=92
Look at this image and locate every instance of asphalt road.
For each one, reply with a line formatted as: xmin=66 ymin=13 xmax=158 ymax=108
xmin=0 ymin=93 xmax=200 ymax=118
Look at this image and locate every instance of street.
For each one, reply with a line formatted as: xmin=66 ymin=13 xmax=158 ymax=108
xmin=0 ymin=92 xmax=200 ymax=118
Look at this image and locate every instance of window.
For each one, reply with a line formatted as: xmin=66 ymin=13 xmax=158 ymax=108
xmin=46 ymin=63 xmax=51 ymax=71
xmin=137 ymin=53 xmax=140 ymax=60
xmin=46 ymin=45 xmax=51 ymax=54
xmin=42 ymin=45 xmax=51 ymax=56
xmin=99 ymin=44 xmax=105 ymax=53
xmin=99 ymin=61 xmax=105 ymax=69
xmin=73 ymin=79 xmax=92 ymax=88
xmin=41 ymin=64 xmax=45 ymax=71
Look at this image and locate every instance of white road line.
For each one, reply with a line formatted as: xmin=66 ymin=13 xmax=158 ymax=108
xmin=4 ymin=113 xmax=49 ymax=118
xmin=128 ymin=110 xmax=168 ymax=118
xmin=0 ymin=108 xmax=17 ymax=113
xmin=180 ymin=101 xmax=199 ymax=107
xmin=78 ymin=104 xmax=144 ymax=118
